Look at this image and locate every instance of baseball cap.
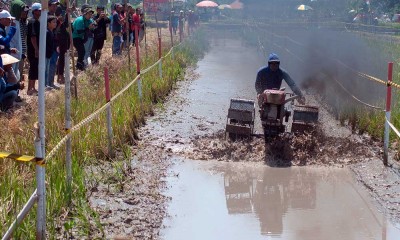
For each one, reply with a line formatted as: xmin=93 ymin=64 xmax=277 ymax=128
xmin=31 ymin=3 xmax=42 ymax=11
xmin=82 ymin=7 xmax=94 ymax=14
xmin=49 ymin=0 xmax=60 ymax=5
xmin=0 ymin=10 xmax=15 ymax=19
xmin=268 ymin=53 xmax=280 ymax=63
xmin=80 ymin=3 xmax=89 ymax=12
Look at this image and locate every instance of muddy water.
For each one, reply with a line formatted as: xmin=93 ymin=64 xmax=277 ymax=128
xmin=140 ymin=38 xmax=400 ymax=239
xmin=161 ymin=160 xmax=400 ymax=240
xmin=145 ymin=37 xmax=264 ymax=140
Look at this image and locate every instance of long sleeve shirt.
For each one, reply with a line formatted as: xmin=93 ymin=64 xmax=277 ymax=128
xmin=255 ymin=66 xmax=303 ymax=97
xmin=0 ymin=24 xmax=16 ymax=53
xmin=72 ymin=16 xmax=94 ymax=39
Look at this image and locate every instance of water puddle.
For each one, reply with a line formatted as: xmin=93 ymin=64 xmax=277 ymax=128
xmin=161 ymin=159 xmax=400 ymax=240
xmin=140 ymin=36 xmax=398 ymax=239
xmin=144 ymin=38 xmax=264 ymax=139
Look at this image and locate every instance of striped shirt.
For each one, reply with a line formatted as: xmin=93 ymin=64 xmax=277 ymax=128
xmin=20 ymin=19 xmax=27 ymax=56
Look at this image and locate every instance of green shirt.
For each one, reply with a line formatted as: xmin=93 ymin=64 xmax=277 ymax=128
xmin=72 ymin=16 xmax=93 ymax=39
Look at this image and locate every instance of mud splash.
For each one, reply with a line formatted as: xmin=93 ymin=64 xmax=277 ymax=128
xmin=175 ymin=126 xmax=380 ymax=167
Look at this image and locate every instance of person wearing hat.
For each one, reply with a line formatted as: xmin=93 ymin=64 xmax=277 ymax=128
xmin=255 ymin=53 xmax=305 ymax=105
xmin=187 ymin=10 xmax=195 ymax=36
xmin=0 ymin=53 xmax=24 ymax=111
xmin=72 ymin=6 xmax=95 ymax=70
xmin=178 ymin=10 xmax=185 ymax=40
xmin=91 ymin=5 xmax=110 ymax=64
xmin=2 ymin=53 xmax=20 ymax=84
xmin=10 ymin=0 xmax=30 ymax=84
xmin=26 ymin=2 xmax=41 ymax=95
xmin=48 ymin=0 xmax=60 ymax=16
xmin=0 ymin=10 xmax=17 ymax=55
xmin=82 ymin=5 xmax=95 ymax=67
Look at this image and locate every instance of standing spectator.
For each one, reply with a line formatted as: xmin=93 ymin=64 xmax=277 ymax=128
xmin=131 ymin=7 xmax=140 ymax=46
xmin=126 ymin=4 xmax=134 ymax=46
xmin=46 ymin=0 xmax=61 ymax=90
xmin=81 ymin=4 xmax=94 ymax=67
xmin=111 ymin=3 xmax=124 ymax=56
xmin=18 ymin=4 xmax=28 ymax=82
xmin=55 ymin=5 xmax=70 ymax=84
xmin=45 ymin=15 xmax=57 ymax=90
xmin=10 ymin=0 xmax=29 ymax=81
xmin=9 ymin=0 xmax=28 ymax=102
xmin=72 ymin=6 xmax=94 ymax=71
xmin=178 ymin=10 xmax=185 ymax=41
xmin=169 ymin=10 xmax=178 ymax=35
xmin=26 ymin=2 xmax=41 ymax=95
xmin=188 ymin=10 xmax=195 ymax=36
xmin=48 ymin=0 xmax=59 ymax=16
xmin=91 ymin=5 xmax=110 ymax=65
xmin=120 ymin=4 xmax=128 ymax=51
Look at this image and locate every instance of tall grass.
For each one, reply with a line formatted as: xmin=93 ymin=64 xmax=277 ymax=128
xmin=0 ymin=29 xmax=209 ymax=238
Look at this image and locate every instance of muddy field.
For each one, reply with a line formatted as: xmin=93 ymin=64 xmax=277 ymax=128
xmin=86 ymin=35 xmax=400 ymax=239
xmin=88 ymin=77 xmax=400 ymax=239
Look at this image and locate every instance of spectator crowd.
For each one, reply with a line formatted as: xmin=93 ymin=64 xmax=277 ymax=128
xmin=0 ymin=0 xmax=149 ymax=112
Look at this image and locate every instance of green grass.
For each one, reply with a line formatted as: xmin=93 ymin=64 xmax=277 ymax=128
xmin=0 ymin=29 xmax=209 ymax=239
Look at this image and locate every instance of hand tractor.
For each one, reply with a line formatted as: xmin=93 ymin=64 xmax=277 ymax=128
xmin=225 ymin=88 xmax=319 ymax=141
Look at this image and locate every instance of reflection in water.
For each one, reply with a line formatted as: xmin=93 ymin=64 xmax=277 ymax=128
xmin=224 ymin=171 xmax=254 ymax=214
xmin=162 ymin=160 xmax=400 ymax=240
xmin=224 ymin=167 xmax=317 ymax=236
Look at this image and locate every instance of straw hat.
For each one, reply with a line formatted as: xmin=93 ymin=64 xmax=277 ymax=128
xmin=1 ymin=54 xmax=20 ymax=66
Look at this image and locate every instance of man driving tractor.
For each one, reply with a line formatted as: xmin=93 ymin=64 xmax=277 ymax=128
xmin=255 ymin=53 xmax=305 ymax=105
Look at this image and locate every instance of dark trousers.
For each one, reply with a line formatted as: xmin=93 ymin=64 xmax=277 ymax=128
xmin=90 ymin=38 xmax=105 ymax=65
xmin=57 ymin=49 xmax=66 ymax=75
xmin=28 ymin=56 xmax=38 ymax=80
xmin=73 ymin=38 xmax=85 ymax=70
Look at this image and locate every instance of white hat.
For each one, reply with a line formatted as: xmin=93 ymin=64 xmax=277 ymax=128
xmin=1 ymin=54 xmax=20 ymax=65
xmin=31 ymin=3 xmax=42 ymax=11
xmin=0 ymin=10 xmax=15 ymax=20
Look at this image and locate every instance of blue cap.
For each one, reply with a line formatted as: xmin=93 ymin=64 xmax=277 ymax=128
xmin=268 ymin=53 xmax=280 ymax=63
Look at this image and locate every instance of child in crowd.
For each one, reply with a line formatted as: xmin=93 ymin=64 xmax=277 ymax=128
xmin=45 ymin=15 xmax=59 ymax=90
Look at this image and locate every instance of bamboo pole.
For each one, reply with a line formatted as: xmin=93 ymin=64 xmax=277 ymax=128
xmin=36 ymin=0 xmax=48 ymax=238
xmin=64 ymin=51 xmax=72 ymax=203
xmin=2 ymin=190 xmax=38 ymax=240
